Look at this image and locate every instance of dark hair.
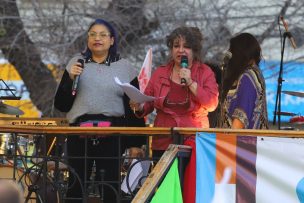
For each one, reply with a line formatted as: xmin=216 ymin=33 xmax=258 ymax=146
xmin=82 ymin=19 xmax=118 ymax=60
xmin=222 ymin=33 xmax=261 ymax=100
xmin=205 ymin=62 xmax=221 ymax=85
xmin=166 ymin=26 xmax=203 ymax=62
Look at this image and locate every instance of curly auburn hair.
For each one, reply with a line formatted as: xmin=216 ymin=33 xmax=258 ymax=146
xmin=166 ymin=26 xmax=203 ymax=62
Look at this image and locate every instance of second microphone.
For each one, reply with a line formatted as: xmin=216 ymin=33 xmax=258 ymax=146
xmin=72 ymin=58 xmax=85 ymax=96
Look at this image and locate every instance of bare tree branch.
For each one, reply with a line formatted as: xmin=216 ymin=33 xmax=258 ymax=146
xmin=0 ymin=0 xmax=59 ymax=116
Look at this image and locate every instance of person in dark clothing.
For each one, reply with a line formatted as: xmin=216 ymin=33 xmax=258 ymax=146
xmin=205 ymin=61 xmax=221 ymax=128
xmin=54 ymin=18 xmax=146 ymax=203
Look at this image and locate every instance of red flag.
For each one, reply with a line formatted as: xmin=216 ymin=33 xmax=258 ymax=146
xmin=138 ymin=48 xmax=152 ymax=92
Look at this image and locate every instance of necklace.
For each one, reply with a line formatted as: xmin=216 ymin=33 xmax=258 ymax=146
xmin=171 ymin=66 xmax=181 ymax=83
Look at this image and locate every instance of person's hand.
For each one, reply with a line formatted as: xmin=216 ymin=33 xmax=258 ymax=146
xmin=129 ymin=100 xmax=143 ymax=114
xmin=69 ymin=62 xmax=84 ymax=80
xmin=179 ymin=68 xmax=192 ymax=85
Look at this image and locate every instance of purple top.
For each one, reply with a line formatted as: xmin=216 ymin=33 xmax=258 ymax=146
xmin=221 ymin=65 xmax=268 ymax=129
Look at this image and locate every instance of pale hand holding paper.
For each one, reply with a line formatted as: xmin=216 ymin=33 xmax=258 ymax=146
xmin=114 ymin=77 xmax=155 ymax=103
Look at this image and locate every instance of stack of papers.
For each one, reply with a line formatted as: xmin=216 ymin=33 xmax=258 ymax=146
xmin=114 ymin=77 xmax=155 ymax=103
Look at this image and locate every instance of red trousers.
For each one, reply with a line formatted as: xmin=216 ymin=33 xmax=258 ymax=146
xmin=183 ymin=138 xmax=196 ymax=203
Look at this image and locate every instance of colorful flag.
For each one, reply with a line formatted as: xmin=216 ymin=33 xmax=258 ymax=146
xmin=195 ymin=132 xmax=304 ymax=203
xmin=150 ymin=158 xmax=183 ymax=203
xmin=138 ymin=48 xmax=152 ymax=92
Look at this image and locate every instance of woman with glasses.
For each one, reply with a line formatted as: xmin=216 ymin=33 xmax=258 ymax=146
xmin=54 ymin=18 xmax=145 ymax=203
xmin=130 ymin=26 xmax=218 ymax=203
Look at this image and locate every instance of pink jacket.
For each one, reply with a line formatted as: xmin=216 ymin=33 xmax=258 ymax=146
xmin=142 ymin=61 xmax=218 ymax=150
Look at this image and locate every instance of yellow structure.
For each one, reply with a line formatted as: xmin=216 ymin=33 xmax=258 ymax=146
xmin=0 ymin=63 xmax=40 ymax=117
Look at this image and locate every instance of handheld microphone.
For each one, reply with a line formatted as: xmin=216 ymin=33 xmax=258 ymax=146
xmin=221 ymin=51 xmax=232 ymax=70
xmin=180 ymin=55 xmax=188 ymax=85
xmin=71 ymin=59 xmax=84 ymax=96
xmin=280 ymin=15 xmax=297 ymax=49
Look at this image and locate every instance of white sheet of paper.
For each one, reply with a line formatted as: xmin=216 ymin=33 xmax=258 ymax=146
xmin=114 ymin=77 xmax=155 ymax=103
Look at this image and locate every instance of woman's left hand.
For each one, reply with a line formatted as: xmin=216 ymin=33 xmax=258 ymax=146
xmin=129 ymin=100 xmax=143 ymax=113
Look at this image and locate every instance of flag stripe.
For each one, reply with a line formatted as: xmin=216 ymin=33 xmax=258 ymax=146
xmin=256 ymin=137 xmax=304 ymax=203
xmin=236 ymin=136 xmax=257 ymax=203
xmin=151 ymin=158 xmax=183 ymax=203
xmin=215 ymin=133 xmax=237 ymax=184
xmin=196 ymin=132 xmax=216 ymax=203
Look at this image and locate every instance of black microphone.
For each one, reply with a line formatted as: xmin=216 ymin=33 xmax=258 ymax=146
xmin=280 ymin=15 xmax=297 ymax=49
xmin=180 ymin=55 xmax=188 ymax=85
xmin=221 ymin=51 xmax=232 ymax=70
xmin=71 ymin=59 xmax=84 ymax=96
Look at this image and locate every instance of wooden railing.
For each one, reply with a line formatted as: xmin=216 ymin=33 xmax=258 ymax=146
xmin=1 ymin=124 xmax=304 ymax=137
xmin=1 ymin=123 xmax=304 ymax=203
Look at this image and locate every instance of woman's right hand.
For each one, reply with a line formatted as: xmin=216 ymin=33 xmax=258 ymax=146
xmin=129 ymin=100 xmax=143 ymax=113
xmin=69 ymin=62 xmax=84 ymax=80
